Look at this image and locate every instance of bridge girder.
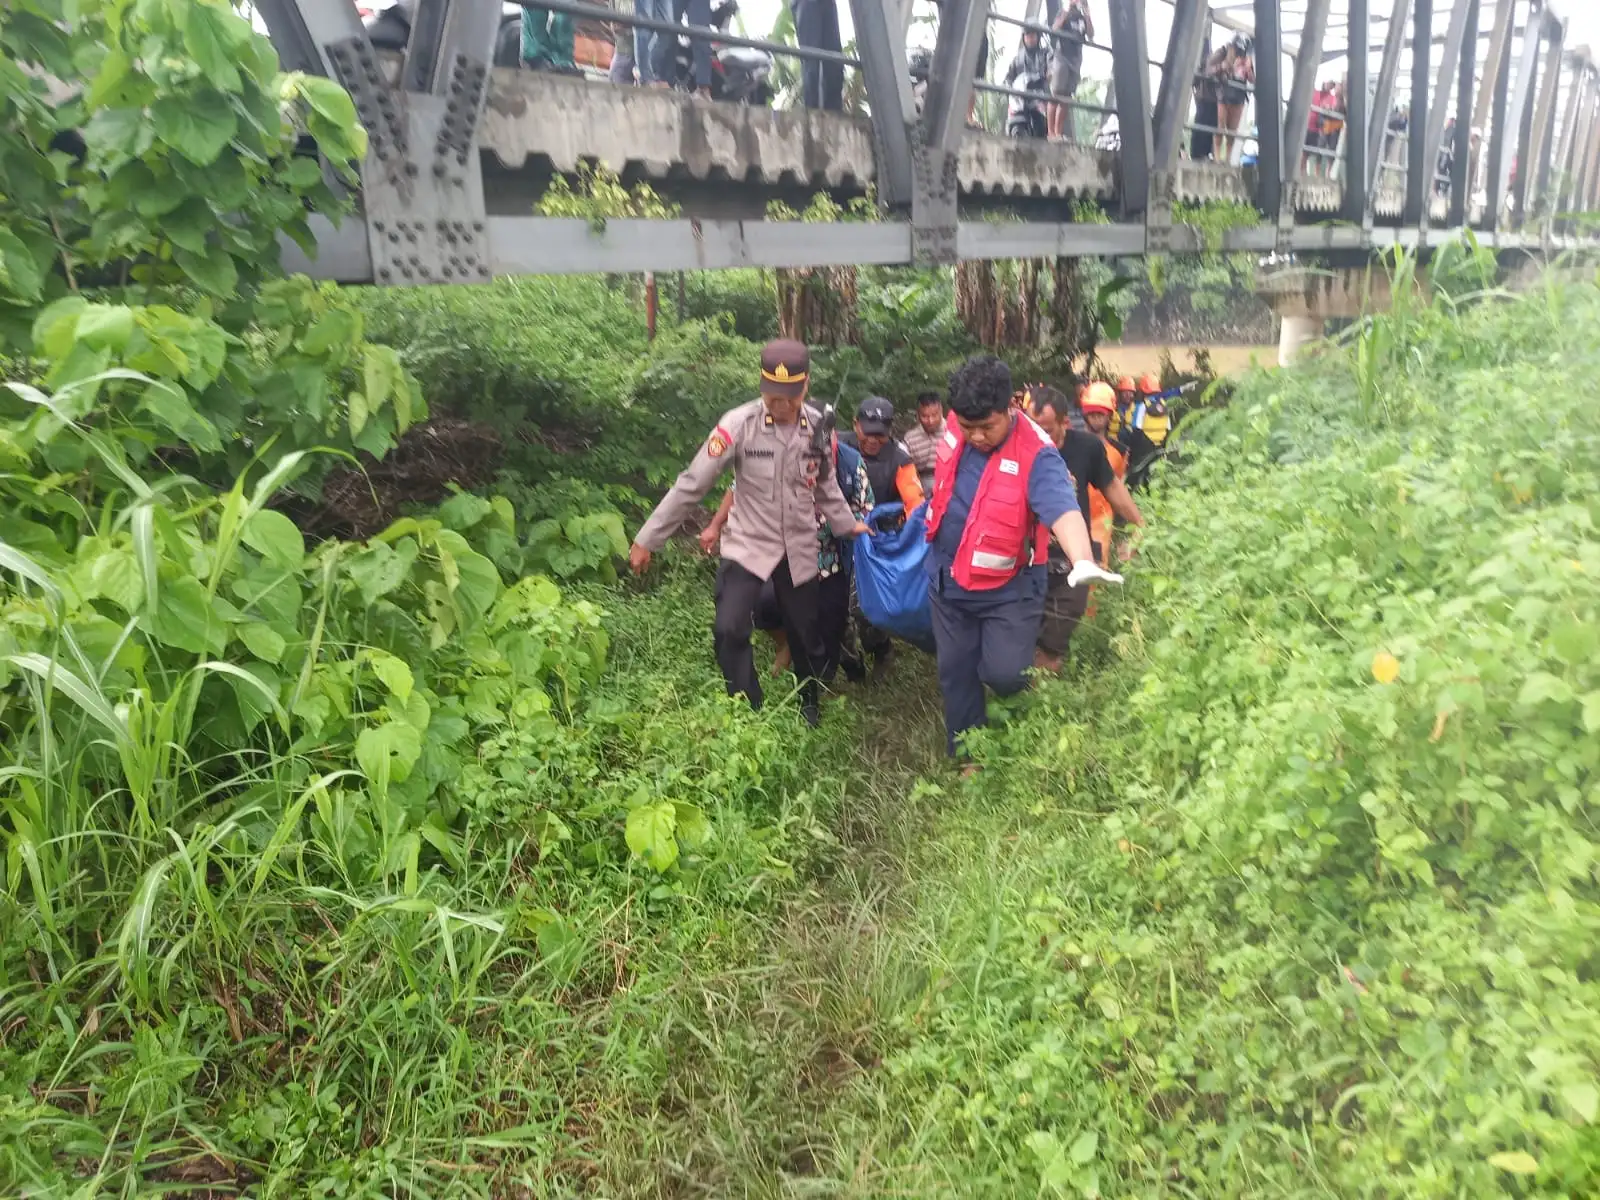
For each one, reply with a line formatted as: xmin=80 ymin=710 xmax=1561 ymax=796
xmin=252 ymin=0 xmax=1600 ymax=284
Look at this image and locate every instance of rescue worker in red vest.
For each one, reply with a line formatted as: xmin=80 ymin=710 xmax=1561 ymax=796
xmin=630 ymin=339 xmax=869 ymax=727
xmin=924 ymin=355 xmax=1122 ymax=761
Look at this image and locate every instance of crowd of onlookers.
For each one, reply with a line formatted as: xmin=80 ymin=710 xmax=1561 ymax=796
xmin=517 ymin=3 xmax=1376 ymax=180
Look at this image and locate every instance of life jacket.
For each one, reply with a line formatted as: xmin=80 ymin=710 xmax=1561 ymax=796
xmin=1088 ymin=438 xmax=1126 ymax=565
xmin=925 ymin=411 xmax=1053 ymax=590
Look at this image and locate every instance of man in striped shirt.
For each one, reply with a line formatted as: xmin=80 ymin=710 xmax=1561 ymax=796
xmin=902 ymin=391 xmax=944 ymax=497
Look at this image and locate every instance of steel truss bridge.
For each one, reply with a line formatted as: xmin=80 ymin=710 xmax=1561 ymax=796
xmin=255 ymin=0 xmax=1600 ymax=284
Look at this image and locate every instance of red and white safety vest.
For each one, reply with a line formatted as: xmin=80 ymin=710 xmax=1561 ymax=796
xmin=924 ymin=411 xmax=1052 ymax=590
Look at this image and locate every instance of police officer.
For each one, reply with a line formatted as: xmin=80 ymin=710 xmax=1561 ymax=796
xmin=629 ymin=339 xmax=868 ymax=726
xmin=924 ymin=355 xmax=1121 ymax=762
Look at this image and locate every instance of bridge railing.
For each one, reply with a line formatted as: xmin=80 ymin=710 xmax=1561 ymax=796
xmin=251 ymin=0 xmax=1600 ymax=283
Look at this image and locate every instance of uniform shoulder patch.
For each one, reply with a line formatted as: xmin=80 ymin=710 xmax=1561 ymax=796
xmin=707 ymin=425 xmax=732 ymax=457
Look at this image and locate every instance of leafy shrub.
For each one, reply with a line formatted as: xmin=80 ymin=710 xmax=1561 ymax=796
xmin=825 ymin=266 xmax=1600 ymax=1196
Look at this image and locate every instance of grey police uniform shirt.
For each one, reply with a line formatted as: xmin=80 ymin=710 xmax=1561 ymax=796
xmin=634 ymin=399 xmax=859 ymax=586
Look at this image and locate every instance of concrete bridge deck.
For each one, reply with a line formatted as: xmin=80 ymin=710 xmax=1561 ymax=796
xmin=480 ymin=71 xmax=1411 ymax=219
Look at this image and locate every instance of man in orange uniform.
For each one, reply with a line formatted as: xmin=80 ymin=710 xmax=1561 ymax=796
xmin=1081 ymin=381 xmax=1128 ymax=565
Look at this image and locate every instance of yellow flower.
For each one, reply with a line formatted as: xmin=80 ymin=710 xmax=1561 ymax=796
xmin=1371 ymin=651 xmax=1401 ymax=685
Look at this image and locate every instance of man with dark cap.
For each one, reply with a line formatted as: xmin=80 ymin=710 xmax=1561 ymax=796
xmin=924 ymin=354 xmax=1121 ymax=764
xmin=630 ymin=339 xmax=868 ymax=726
xmin=841 ymin=396 xmax=925 ymax=517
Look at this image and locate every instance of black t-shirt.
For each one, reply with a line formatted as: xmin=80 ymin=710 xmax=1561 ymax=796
xmin=839 ymin=431 xmax=913 ymax=511
xmin=1054 ymin=429 xmax=1115 ymax=560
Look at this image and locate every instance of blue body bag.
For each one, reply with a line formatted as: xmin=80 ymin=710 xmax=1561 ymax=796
xmin=854 ymin=502 xmax=935 ymax=652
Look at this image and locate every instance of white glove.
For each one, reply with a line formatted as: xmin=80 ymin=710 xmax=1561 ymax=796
xmin=1067 ymin=559 xmax=1123 ymax=588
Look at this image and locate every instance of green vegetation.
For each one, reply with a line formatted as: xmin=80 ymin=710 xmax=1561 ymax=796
xmin=3 ymin=2 xmax=1598 ymax=1195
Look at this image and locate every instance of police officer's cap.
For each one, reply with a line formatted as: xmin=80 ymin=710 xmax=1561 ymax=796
xmin=760 ymin=339 xmax=810 ymax=399
xmin=856 ymin=395 xmax=895 ymax=436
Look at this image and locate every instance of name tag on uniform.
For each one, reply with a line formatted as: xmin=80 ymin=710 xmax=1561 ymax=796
xmin=999 ymin=458 xmax=1020 ymax=475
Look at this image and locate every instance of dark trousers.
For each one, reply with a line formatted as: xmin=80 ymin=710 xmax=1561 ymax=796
xmin=929 ymin=571 xmax=1046 ymax=756
xmin=756 ymin=565 xmax=857 ymax=682
xmin=715 ymin=557 xmax=824 ymax=710
xmin=793 ymin=0 xmax=842 ymax=111
xmin=673 ymin=0 xmax=713 ymax=89
xmin=1191 ymin=98 xmax=1217 ymax=159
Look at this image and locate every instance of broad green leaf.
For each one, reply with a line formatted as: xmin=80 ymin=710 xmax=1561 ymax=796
xmin=237 ymin=621 xmax=286 ymax=663
xmin=78 ymin=545 xmax=142 ymax=613
xmin=1486 ymin=1151 xmax=1539 ymax=1175
xmin=151 ymin=94 xmax=238 ymax=166
xmin=146 ymin=574 xmax=226 ymax=655
xmin=173 ymin=243 xmax=239 ymax=297
xmin=0 ymin=228 xmax=46 ymax=303
xmin=1563 ymin=1081 xmax=1599 ymax=1124
xmin=355 ymin=720 xmax=423 ymax=789
xmin=138 ymin=382 xmax=221 ymax=452
xmin=672 ymin=802 xmax=711 ymax=850
xmin=362 ymin=649 xmax=414 ymax=704
xmin=242 ymin=509 xmax=304 ymax=570
xmin=348 ymin=389 xmax=368 ymax=437
xmin=182 ymin=4 xmax=244 ymax=92
xmin=1068 ymin=1130 xmax=1098 ymax=1165
xmin=74 ymin=304 xmax=135 ymax=351
xmin=1550 ymin=621 xmax=1598 ymax=666
xmin=344 ymin=540 xmax=417 ymax=606
xmin=625 ymin=801 xmax=679 ymax=872
xmin=297 ymin=75 xmax=359 ymax=131
xmin=1518 ymin=672 xmax=1573 ymax=707
xmin=1582 ymin=692 xmax=1600 ymax=735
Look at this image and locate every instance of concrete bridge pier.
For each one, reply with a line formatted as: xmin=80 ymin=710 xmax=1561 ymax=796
xmin=1277 ymin=316 xmax=1324 ymax=366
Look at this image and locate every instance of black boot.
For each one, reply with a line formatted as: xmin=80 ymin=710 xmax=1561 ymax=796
xmin=800 ymin=680 xmax=821 ymax=728
xmin=869 ymin=643 xmax=894 ymax=684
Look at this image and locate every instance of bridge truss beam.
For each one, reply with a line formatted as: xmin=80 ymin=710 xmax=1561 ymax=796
xmin=256 ymin=0 xmax=1600 ymax=286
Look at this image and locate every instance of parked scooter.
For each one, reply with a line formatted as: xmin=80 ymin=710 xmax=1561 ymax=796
xmin=672 ymin=2 xmax=774 ymax=105
xmin=1005 ymin=67 xmax=1049 ymax=139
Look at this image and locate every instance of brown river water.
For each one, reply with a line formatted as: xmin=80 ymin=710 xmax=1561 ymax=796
xmin=1096 ymin=344 xmax=1279 ymax=379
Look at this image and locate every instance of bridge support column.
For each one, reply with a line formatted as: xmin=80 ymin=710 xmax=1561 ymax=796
xmin=1278 ymin=317 xmax=1323 ymax=367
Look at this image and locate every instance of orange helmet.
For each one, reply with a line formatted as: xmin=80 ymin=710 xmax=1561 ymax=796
xmin=1138 ymin=373 xmax=1161 ymax=394
xmin=1080 ymin=381 xmax=1117 ymax=414
xmin=1115 ymin=375 xmax=1136 ymax=393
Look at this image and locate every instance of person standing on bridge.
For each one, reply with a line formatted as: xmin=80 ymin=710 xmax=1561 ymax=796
xmin=793 ymin=0 xmax=843 ymax=111
xmin=633 ymin=0 xmax=674 ymax=88
xmin=520 ymin=5 xmax=577 ymax=74
xmin=1215 ymin=36 xmax=1253 ymax=164
xmin=924 ymin=355 xmax=1121 ymax=762
xmin=629 ymin=339 xmax=869 ymax=727
xmin=1047 ymin=0 xmax=1092 ymax=143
